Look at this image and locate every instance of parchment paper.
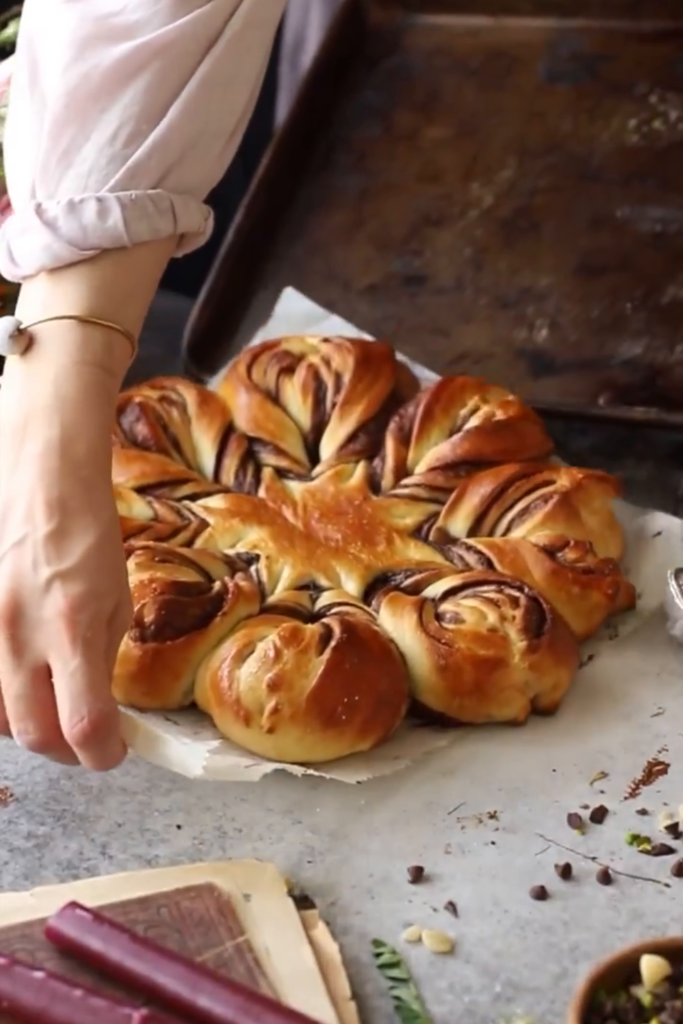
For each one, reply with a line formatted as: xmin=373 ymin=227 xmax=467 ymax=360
xmin=0 ymin=860 xmax=355 ymax=1024
xmin=119 ymin=288 xmax=683 ymax=783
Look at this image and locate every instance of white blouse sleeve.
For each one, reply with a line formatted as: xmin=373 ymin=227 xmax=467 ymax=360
xmin=0 ymin=0 xmax=286 ymax=283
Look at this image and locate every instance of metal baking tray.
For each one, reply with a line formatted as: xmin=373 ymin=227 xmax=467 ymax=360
xmin=183 ymin=0 xmax=683 ymax=429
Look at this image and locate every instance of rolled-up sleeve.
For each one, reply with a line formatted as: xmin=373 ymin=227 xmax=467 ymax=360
xmin=0 ymin=0 xmax=286 ymax=282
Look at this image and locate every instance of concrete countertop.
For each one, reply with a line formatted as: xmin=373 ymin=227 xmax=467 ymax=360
xmin=1 ymin=611 xmax=681 ymax=1024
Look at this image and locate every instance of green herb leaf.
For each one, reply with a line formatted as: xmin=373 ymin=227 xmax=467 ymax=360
xmin=371 ymin=939 xmax=434 ymax=1024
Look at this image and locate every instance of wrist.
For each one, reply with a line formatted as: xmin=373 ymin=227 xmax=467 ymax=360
xmin=8 ymin=237 xmax=176 ymax=383
xmin=3 ymin=319 xmax=131 ymax=393
xmin=0 ymin=324 xmax=128 ymax=466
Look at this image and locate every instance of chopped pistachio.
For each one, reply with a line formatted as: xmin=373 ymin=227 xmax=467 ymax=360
xmin=635 ymin=987 xmax=655 ymax=1008
xmin=626 ymin=831 xmax=653 ymax=851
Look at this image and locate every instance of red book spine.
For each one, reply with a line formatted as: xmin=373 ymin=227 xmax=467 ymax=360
xmin=45 ymin=901 xmax=323 ymax=1024
xmin=0 ymin=952 xmax=176 ymax=1024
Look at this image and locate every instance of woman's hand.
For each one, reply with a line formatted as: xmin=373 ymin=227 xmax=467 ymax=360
xmin=0 ymin=239 xmax=175 ymax=769
xmin=0 ymin=324 xmax=132 ymax=768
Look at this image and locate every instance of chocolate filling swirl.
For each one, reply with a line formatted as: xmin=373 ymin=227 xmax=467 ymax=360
xmin=435 ymin=577 xmax=550 ymax=640
xmin=130 ymin=581 xmax=230 ymax=644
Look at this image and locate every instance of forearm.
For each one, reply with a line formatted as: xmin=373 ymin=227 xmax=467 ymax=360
xmin=1 ymin=237 xmax=176 ymax=454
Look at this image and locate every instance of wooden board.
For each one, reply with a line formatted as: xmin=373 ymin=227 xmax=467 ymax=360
xmin=0 ymin=882 xmax=273 ymax=1022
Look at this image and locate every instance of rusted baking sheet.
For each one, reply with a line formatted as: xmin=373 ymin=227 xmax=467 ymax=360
xmin=184 ymin=1 xmax=683 ymax=428
xmin=373 ymin=0 xmax=683 ymax=19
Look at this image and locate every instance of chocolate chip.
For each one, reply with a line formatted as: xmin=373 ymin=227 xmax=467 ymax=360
xmin=649 ymin=843 xmax=677 ymax=858
xmin=671 ymin=859 xmax=683 ymax=878
xmin=596 ymin=866 xmax=613 ymax=886
xmin=554 ymin=861 xmax=573 ymax=881
xmin=636 ymin=807 xmax=650 ymax=816
xmin=566 ymin=811 xmax=585 ymax=832
xmin=664 ymin=822 xmax=682 ymax=840
xmin=407 ymin=865 xmax=425 ymax=884
xmin=589 ymin=804 xmax=609 ymax=825
xmin=443 ymin=900 xmax=458 ymax=918
xmin=529 ymin=885 xmax=549 ymax=901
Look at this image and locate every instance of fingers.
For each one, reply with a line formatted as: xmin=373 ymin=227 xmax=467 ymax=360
xmin=1 ymin=661 xmax=79 ymax=765
xmin=0 ymin=687 xmax=9 ymax=738
xmin=0 ymin=598 xmax=78 ymax=762
xmin=52 ymin=658 xmax=127 ymax=772
xmin=50 ymin=608 xmax=127 ymax=772
xmin=0 ymin=597 xmax=127 ymax=770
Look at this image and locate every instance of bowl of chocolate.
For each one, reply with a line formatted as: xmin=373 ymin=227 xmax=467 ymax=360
xmin=568 ymin=939 xmax=683 ymax=1024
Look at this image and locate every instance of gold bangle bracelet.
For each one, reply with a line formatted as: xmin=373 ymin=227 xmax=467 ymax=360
xmin=0 ymin=313 xmax=139 ymax=363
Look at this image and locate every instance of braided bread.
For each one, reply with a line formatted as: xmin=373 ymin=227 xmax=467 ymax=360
xmin=112 ymin=335 xmax=634 ymax=764
xmin=429 ymin=533 xmax=635 ymax=642
xmin=372 ymin=376 xmax=554 ymax=501
xmin=195 ymin=588 xmax=410 ymax=763
xmin=113 ymin=544 xmax=260 ymax=710
xmin=431 ymin=462 xmax=624 ymax=560
xmin=367 ymin=568 xmax=579 ymax=724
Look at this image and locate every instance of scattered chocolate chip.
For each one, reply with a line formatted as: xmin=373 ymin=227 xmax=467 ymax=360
xmin=596 ymin=866 xmax=613 ymax=886
xmin=566 ymin=811 xmax=585 ymax=832
xmin=664 ymin=822 xmax=682 ymax=840
xmin=636 ymin=807 xmax=650 ymax=816
xmin=589 ymin=804 xmax=609 ymax=825
xmin=554 ymin=861 xmax=573 ymax=881
xmin=671 ymin=859 xmax=683 ymax=878
xmin=580 ymin=803 xmax=590 ymax=810
xmin=649 ymin=842 xmax=677 ymax=858
xmin=443 ymin=900 xmax=458 ymax=918
xmin=529 ymin=885 xmax=549 ymax=901
xmin=407 ymin=865 xmax=425 ymax=884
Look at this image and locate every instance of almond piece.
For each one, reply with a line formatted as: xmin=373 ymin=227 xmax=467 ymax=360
xmin=421 ymin=929 xmax=455 ymax=955
xmin=640 ymin=953 xmax=673 ymax=991
xmin=401 ymin=925 xmax=423 ymax=944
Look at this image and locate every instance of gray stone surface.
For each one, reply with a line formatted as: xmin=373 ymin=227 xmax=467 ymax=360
xmin=0 ymin=287 xmax=681 ymax=1024
xmin=0 ymin=611 xmax=682 ymax=1024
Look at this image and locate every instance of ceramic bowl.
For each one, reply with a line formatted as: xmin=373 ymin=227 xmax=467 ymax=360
xmin=567 ymin=936 xmax=683 ymax=1024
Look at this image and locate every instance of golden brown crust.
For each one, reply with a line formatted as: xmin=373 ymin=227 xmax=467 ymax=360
xmin=433 ymin=462 xmax=624 ymax=560
xmin=112 ymin=447 xmax=226 ymax=502
xmin=215 ymin=336 xmax=420 ymax=479
xmin=193 ymin=493 xmax=343 ymax=596
xmin=256 ymin=462 xmax=448 ymax=595
xmin=430 ymin=533 xmax=636 ymax=641
xmin=115 ymin=486 xmax=213 ymax=548
xmin=111 ymin=337 xmax=632 ymax=760
xmin=114 ymin=376 xmax=266 ymax=494
xmin=194 ymin=589 xmax=410 ymax=763
xmin=372 ymin=377 xmax=554 ymax=501
xmin=114 ymin=377 xmax=232 ymax=477
xmin=114 ymin=543 xmax=260 ymax=709
xmin=370 ymin=569 xmax=580 ymax=724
